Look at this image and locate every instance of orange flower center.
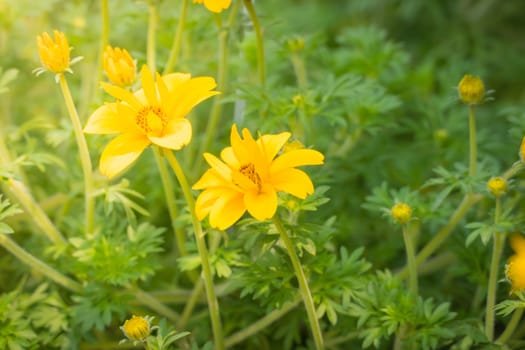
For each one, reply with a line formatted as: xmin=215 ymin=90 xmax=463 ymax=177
xmin=136 ymin=106 xmax=167 ymax=136
xmin=239 ymin=163 xmax=262 ymax=190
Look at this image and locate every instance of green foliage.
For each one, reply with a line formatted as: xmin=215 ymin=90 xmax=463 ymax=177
xmin=0 ymin=195 xmax=21 ymax=234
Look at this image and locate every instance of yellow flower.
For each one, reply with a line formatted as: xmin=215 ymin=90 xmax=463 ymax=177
xmin=121 ymin=315 xmax=150 ymax=342
xmin=520 ymin=136 xmax=525 ymax=162
xmin=487 ymin=177 xmax=507 ymax=197
xmin=458 ymin=74 xmax=485 ymax=105
xmin=391 ymin=203 xmax=411 ymax=224
xmin=506 ymin=234 xmax=525 ymax=293
xmin=193 ymin=124 xmax=324 ymax=229
xmin=84 ymin=65 xmax=218 ymax=178
xmin=103 ymin=46 xmax=136 ymax=87
xmin=193 ymin=0 xmax=231 ymax=12
xmin=35 ymin=30 xmax=73 ymax=74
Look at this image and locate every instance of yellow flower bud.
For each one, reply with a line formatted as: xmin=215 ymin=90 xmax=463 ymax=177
xmin=286 ymin=37 xmax=305 ymax=53
xmin=36 ymin=30 xmax=71 ymax=74
xmin=487 ymin=177 xmax=507 ymax=197
xmin=506 ymin=234 xmax=525 ymax=293
xmin=103 ymin=46 xmax=136 ymax=87
xmin=458 ymin=74 xmax=485 ymax=105
xmin=391 ymin=203 xmax=411 ymax=224
xmin=121 ymin=315 xmax=150 ymax=342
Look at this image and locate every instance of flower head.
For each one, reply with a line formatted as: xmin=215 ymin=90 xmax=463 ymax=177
xmin=35 ymin=30 xmax=81 ymax=76
xmin=103 ymin=46 xmax=136 ymax=87
xmin=506 ymin=234 xmax=525 ymax=293
xmin=391 ymin=203 xmax=411 ymax=224
xmin=487 ymin=177 xmax=507 ymax=197
xmin=121 ymin=315 xmax=150 ymax=342
xmin=520 ymin=136 xmax=525 ymax=162
xmin=458 ymin=74 xmax=485 ymax=105
xmin=193 ymin=125 xmax=324 ymax=230
xmin=84 ymin=65 xmax=218 ymax=178
xmin=193 ymin=0 xmax=231 ymax=12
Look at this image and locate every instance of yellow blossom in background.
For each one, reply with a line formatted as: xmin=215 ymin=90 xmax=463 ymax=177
xmin=121 ymin=315 xmax=150 ymax=342
xmin=193 ymin=124 xmax=324 ymax=230
xmin=487 ymin=177 xmax=507 ymax=197
xmin=84 ymin=65 xmax=218 ymax=178
xmin=391 ymin=203 xmax=411 ymax=224
xmin=103 ymin=46 xmax=136 ymax=87
xmin=506 ymin=234 xmax=525 ymax=293
xmin=35 ymin=30 xmax=72 ymax=74
xmin=193 ymin=0 xmax=231 ymax=13
xmin=458 ymin=74 xmax=485 ymax=105
xmin=519 ymin=136 xmax=525 ymax=162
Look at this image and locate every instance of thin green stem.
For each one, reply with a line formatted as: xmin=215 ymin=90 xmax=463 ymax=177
xmin=402 ymin=223 xmax=418 ymax=296
xmin=164 ymin=150 xmax=224 ymax=350
xmin=0 ymin=233 xmax=82 ymax=292
xmin=469 ymin=105 xmax=477 ymax=178
xmin=163 ymin=0 xmax=189 ymax=75
xmin=58 ymin=74 xmax=95 ymax=235
xmin=224 ymin=298 xmax=301 ymax=348
xmin=98 ymin=0 xmax=109 ymax=84
xmin=290 ymin=53 xmax=307 ymax=89
xmin=147 ymin=0 xmax=157 ymax=72
xmin=132 ymin=287 xmax=180 ymax=323
xmin=503 ymin=161 xmax=525 ymax=180
xmin=243 ymin=0 xmax=265 ymax=86
xmin=4 ymin=179 xmax=66 ymax=245
xmin=497 ymin=308 xmax=524 ymax=344
xmin=272 ymin=216 xmax=324 ymax=350
xmin=177 ymin=278 xmax=204 ymax=329
xmin=485 ymin=196 xmax=504 ymax=341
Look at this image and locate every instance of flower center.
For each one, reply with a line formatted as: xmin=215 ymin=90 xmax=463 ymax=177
xmin=136 ymin=106 xmax=167 ymax=135
xmin=239 ymin=163 xmax=262 ymax=190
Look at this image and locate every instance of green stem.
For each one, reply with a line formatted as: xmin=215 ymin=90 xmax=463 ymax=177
xmin=132 ymin=287 xmax=180 ymax=323
xmin=485 ymin=196 xmax=504 ymax=342
xmin=469 ymin=105 xmax=477 ymax=178
xmin=243 ymin=0 xmax=265 ymax=86
xmin=4 ymin=179 xmax=66 ymax=245
xmin=496 ymin=308 xmax=524 ymax=344
xmin=147 ymin=0 xmax=157 ymax=72
xmin=503 ymin=161 xmax=525 ymax=180
xmin=402 ymin=223 xmax=418 ymax=296
xmin=163 ymin=0 xmax=189 ymax=75
xmin=177 ymin=278 xmax=204 ymax=329
xmin=0 ymin=233 xmax=82 ymax=292
xmin=224 ymin=298 xmax=301 ymax=348
xmin=58 ymin=74 xmax=95 ymax=235
xmin=98 ymin=0 xmax=109 ymax=84
xmin=164 ymin=150 xmax=224 ymax=350
xmin=272 ymin=216 xmax=324 ymax=350
xmin=290 ymin=53 xmax=307 ymax=89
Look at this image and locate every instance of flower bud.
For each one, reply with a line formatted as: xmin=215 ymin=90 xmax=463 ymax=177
xmin=103 ymin=46 xmax=136 ymax=87
xmin=36 ymin=30 xmax=71 ymax=74
xmin=487 ymin=177 xmax=507 ymax=197
xmin=391 ymin=203 xmax=411 ymax=224
xmin=458 ymin=74 xmax=484 ymax=105
xmin=121 ymin=315 xmax=150 ymax=342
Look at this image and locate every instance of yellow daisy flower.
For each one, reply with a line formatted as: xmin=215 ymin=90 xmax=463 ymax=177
xmin=193 ymin=0 xmax=232 ymax=13
xmin=84 ymin=65 xmax=218 ymax=178
xmin=121 ymin=315 xmax=150 ymax=342
xmin=35 ymin=30 xmax=82 ymax=77
xmin=193 ymin=124 xmax=324 ymax=230
xmin=458 ymin=74 xmax=484 ymax=105
xmin=103 ymin=46 xmax=136 ymax=87
xmin=506 ymin=234 xmax=525 ymax=293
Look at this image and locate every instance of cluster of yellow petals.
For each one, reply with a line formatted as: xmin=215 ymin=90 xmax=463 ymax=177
xmin=84 ymin=65 xmax=218 ymax=178
xmin=391 ymin=203 xmax=412 ymax=224
xmin=103 ymin=46 xmax=136 ymax=87
xmin=193 ymin=125 xmax=324 ymax=230
xmin=121 ymin=315 xmax=150 ymax=342
xmin=506 ymin=234 xmax=525 ymax=293
xmin=193 ymin=0 xmax=231 ymax=13
xmin=36 ymin=30 xmax=71 ymax=74
xmin=458 ymin=74 xmax=485 ymax=105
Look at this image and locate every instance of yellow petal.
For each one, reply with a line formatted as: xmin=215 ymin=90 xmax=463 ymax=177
xmin=140 ymin=65 xmax=158 ymax=106
xmin=195 ymin=188 xmax=220 ymax=220
xmin=220 ymin=147 xmax=240 ymax=169
xmin=167 ymin=77 xmax=219 ymax=119
xmin=209 ymin=191 xmax=246 ymax=230
xmin=271 ymin=168 xmax=314 ymax=199
xmin=244 ymin=185 xmax=277 ymax=221
xmin=99 ymin=133 xmax=150 ymax=179
xmin=258 ymin=132 xmax=291 ymax=162
xmin=510 ymin=234 xmax=525 ymax=254
xmin=193 ymin=169 xmax=229 ymax=190
xmin=84 ymin=103 xmax=138 ymax=134
xmin=271 ymin=149 xmax=324 ymax=174
xmin=203 ymin=0 xmax=231 ymax=12
xmin=101 ymin=82 xmax=143 ymax=110
xmin=148 ymin=118 xmax=192 ymax=150
xmin=203 ymin=153 xmax=232 ymax=179
xmin=162 ymin=72 xmax=191 ymax=91
xmin=230 ymin=125 xmax=251 ymax=164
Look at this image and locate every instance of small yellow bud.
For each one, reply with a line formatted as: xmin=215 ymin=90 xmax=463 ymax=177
xmin=36 ymin=30 xmax=71 ymax=74
xmin=391 ymin=203 xmax=411 ymax=224
xmin=121 ymin=315 xmax=150 ymax=342
xmin=487 ymin=177 xmax=507 ymax=197
xmin=103 ymin=46 xmax=136 ymax=87
xmin=506 ymin=234 xmax=525 ymax=293
xmin=286 ymin=36 xmax=305 ymax=53
xmin=458 ymin=74 xmax=485 ymax=105
xmin=292 ymin=94 xmax=304 ymax=107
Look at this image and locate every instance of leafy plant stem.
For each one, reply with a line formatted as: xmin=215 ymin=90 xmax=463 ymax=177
xmin=290 ymin=52 xmax=307 ymax=89
xmin=132 ymin=287 xmax=180 ymax=323
xmin=496 ymin=307 xmax=524 ymax=344
xmin=0 ymin=233 xmax=82 ymax=292
xmin=164 ymin=149 xmax=224 ymax=350
xmin=163 ymin=0 xmax=189 ymax=75
xmin=147 ymin=0 xmax=157 ymax=72
xmin=402 ymin=223 xmax=418 ymax=296
xmin=485 ymin=196 xmax=504 ymax=341
xmin=58 ymin=73 xmax=95 ymax=235
xmin=224 ymin=298 xmax=302 ymax=348
xmin=469 ymin=105 xmax=477 ymax=178
xmin=243 ymin=0 xmax=265 ymax=86
xmin=272 ymin=216 xmax=324 ymax=350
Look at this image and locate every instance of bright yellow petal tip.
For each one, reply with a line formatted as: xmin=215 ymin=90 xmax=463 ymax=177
xmin=36 ymin=30 xmax=71 ymax=74
xmin=193 ymin=0 xmax=232 ymax=12
xmin=121 ymin=315 xmax=150 ymax=342
xmin=103 ymin=45 xmax=136 ymax=87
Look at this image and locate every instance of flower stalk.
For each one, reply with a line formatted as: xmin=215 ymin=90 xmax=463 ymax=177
xmin=243 ymin=0 xmax=265 ymax=86
xmin=469 ymin=105 xmax=477 ymax=179
xmin=272 ymin=216 xmax=324 ymax=350
xmin=163 ymin=0 xmax=189 ymax=75
xmin=402 ymin=223 xmax=418 ymax=296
